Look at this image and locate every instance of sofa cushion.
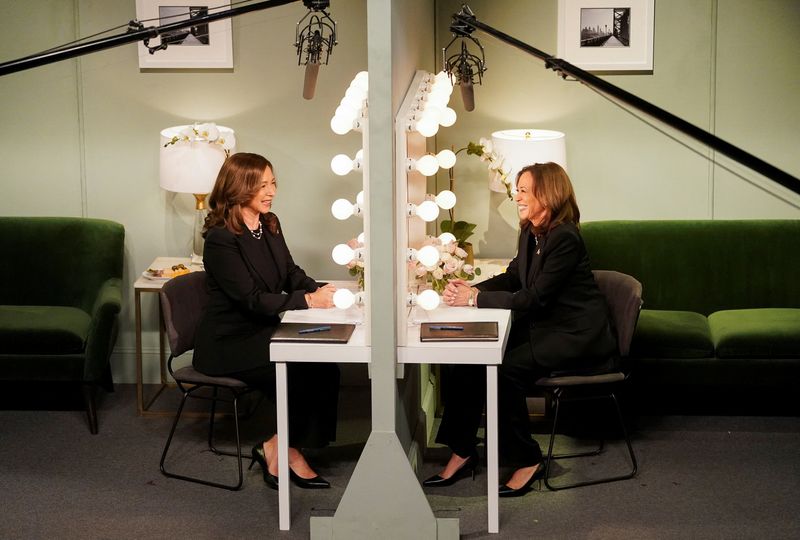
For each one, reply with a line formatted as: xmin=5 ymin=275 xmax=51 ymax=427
xmin=631 ymin=310 xmax=714 ymax=358
xmin=709 ymin=309 xmax=800 ymax=358
xmin=0 ymin=306 xmax=91 ymax=354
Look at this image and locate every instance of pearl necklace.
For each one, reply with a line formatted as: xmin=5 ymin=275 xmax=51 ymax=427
xmin=248 ymin=221 xmax=263 ymax=240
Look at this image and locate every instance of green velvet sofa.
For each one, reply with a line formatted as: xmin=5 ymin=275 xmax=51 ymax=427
xmin=581 ymin=220 xmax=800 ymax=406
xmin=0 ymin=217 xmax=124 ymax=433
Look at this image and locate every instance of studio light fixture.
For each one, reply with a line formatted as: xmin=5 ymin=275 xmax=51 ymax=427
xmin=295 ymin=0 xmax=337 ymax=100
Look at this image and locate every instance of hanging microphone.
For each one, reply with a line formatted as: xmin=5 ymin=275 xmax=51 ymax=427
xmin=295 ymin=1 xmax=337 ymax=100
xmin=443 ymin=5 xmax=486 ymax=112
xmin=303 ymin=60 xmax=321 ymax=100
xmin=460 ymin=80 xmax=475 ymax=112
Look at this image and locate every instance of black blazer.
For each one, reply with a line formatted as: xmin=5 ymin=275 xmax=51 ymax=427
xmin=476 ymin=222 xmax=616 ymax=369
xmin=193 ymin=213 xmax=319 ymax=375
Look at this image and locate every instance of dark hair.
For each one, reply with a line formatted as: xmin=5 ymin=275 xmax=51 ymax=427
xmin=203 ymin=152 xmax=278 ymax=236
xmin=516 ymin=162 xmax=580 ymax=234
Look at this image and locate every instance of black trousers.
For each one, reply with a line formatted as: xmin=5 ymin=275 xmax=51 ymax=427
xmin=435 ymin=318 xmax=545 ymax=467
xmin=230 ymin=362 xmax=340 ymax=449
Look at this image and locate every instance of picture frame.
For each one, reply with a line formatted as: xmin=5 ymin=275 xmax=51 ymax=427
xmin=135 ymin=0 xmax=233 ymax=69
xmin=557 ymin=0 xmax=654 ymax=72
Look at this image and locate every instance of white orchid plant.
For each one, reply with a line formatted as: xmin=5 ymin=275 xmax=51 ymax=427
xmin=411 ymin=235 xmax=479 ymax=294
xmin=163 ymin=122 xmax=236 ymax=157
xmin=466 ymin=137 xmax=512 ymax=199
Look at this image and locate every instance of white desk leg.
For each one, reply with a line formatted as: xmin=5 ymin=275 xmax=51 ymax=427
xmin=486 ymin=365 xmax=499 ymax=534
xmin=276 ymin=362 xmax=290 ymax=530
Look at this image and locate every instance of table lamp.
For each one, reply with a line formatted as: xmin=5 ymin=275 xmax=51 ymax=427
xmin=159 ymin=123 xmax=236 ymax=263
xmin=490 ymin=129 xmax=566 ymax=193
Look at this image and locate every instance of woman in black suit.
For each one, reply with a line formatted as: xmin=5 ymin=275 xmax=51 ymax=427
xmin=193 ymin=152 xmax=339 ymax=490
xmin=426 ymin=162 xmax=616 ymax=497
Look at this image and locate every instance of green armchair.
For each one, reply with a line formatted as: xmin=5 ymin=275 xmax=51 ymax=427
xmin=0 ymin=217 xmax=124 ymax=433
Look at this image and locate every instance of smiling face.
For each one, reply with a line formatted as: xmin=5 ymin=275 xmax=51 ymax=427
xmin=515 ymin=171 xmax=550 ymax=227
xmin=244 ymin=166 xmax=277 ymax=216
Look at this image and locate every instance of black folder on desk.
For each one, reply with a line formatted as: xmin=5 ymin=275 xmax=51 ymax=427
xmin=272 ymin=323 xmax=356 ymax=343
xmin=420 ymin=321 xmax=499 ymax=342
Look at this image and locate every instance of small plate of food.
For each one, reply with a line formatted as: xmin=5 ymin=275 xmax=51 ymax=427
xmin=142 ymin=263 xmax=192 ymax=281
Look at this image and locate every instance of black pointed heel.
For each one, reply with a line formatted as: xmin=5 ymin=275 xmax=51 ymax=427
xmin=422 ymin=451 xmax=479 ymax=488
xmin=290 ymin=470 xmax=331 ymax=489
xmin=249 ymin=443 xmax=279 ymax=491
xmin=498 ymin=460 xmax=547 ymax=497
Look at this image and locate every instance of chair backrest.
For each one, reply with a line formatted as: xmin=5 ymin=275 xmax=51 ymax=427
xmin=159 ymin=271 xmax=209 ymax=357
xmin=592 ymin=270 xmax=643 ymax=358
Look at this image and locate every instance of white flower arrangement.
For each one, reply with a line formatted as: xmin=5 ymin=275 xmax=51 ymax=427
xmin=411 ymin=235 xmax=478 ymax=294
xmin=467 ymin=138 xmax=513 ymax=199
xmin=163 ymin=122 xmax=236 ymax=156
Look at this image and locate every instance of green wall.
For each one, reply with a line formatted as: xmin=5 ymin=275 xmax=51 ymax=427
xmin=0 ymin=0 xmax=798 ymax=384
xmin=433 ymin=0 xmax=800 ymax=258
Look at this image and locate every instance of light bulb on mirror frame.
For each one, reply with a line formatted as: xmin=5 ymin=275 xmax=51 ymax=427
xmin=407 ymin=246 xmax=441 ymax=268
xmin=407 ymin=201 xmax=439 ymax=222
xmin=331 ymin=243 xmax=364 ymax=266
xmin=333 ymin=288 xmax=365 ymax=310
xmin=408 ymin=155 xmax=439 ymax=176
xmin=331 ymin=198 xmax=362 ymax=220
xmin=438 ymin=232 xmax=457 ymax=245
xmin=435 ymin=149 xmax=457 ymax=169
xmin=439 ymin=107 xmax=457 ymax=127
xmin=410 ymin=115 xmax=439 ymax=138
xmin=433 ymin=190 xmax=457 ymax=210
xmin=407 ymin=289 xmax=441 ymax=311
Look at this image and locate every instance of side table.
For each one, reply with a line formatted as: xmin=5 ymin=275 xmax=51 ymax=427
xmin=133 ymin=256 xmax=201 ymax=416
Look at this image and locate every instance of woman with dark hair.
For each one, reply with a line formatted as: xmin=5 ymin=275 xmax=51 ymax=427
xmin=426 ymin=162 xmax=616 ymax=497
xmin=193 ymin=152 xmax=338 ymax=490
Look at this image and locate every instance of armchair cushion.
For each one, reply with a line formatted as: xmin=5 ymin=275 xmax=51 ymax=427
xmin=709 ymin=308 xmax=800 ymax=358
xmin=0 ymin=305 xmax=90 ymax=354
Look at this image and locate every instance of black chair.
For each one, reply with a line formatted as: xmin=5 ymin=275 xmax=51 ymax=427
xmin=158 ymin=271 xmax=256 ymax=491
xmin=536 ymin=270 xmax=642 ymax=490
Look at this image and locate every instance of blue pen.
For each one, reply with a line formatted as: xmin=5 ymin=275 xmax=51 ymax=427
xmin=429 ymin=325 xmax=464 ymax=331
xmin=298 ymin=325 xmax=332 ymax=334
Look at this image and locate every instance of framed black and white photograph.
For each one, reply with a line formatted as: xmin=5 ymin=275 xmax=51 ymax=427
xmin=135 ymin=0 xmax=233 ymax=69
xmin=557 ymin=0 xmax=654 ymax=72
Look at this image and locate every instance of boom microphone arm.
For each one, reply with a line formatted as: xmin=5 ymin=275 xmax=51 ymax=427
xmin=0 ymin=0 xmax=299 ymax=77
xmin=450 ymin=10 xmax=800 ymax=195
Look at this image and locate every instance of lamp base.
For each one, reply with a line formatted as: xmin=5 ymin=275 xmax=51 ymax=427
xmin=192 ymin=194 xmax=209 ymax=264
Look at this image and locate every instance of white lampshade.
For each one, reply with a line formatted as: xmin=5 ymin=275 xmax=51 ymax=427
xmin=490 ymin=129 xmax=567 ymax=192
xmin=159 ymin=125 xmax=235 ymax=194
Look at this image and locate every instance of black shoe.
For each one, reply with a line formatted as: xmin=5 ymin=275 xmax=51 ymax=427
xmin=249 ymin=443 xmax=279 ymax=490
xmin=498 ymin=461 xmax=547 ymax=498
xmin=290 ymin=470 xmax=331 ymax=489
xmin=422 ymin=451 xmax=479 ymax=487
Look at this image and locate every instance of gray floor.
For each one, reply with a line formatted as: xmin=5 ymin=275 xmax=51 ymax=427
xmin=1 ymin=383 xmax=799 ymax=539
